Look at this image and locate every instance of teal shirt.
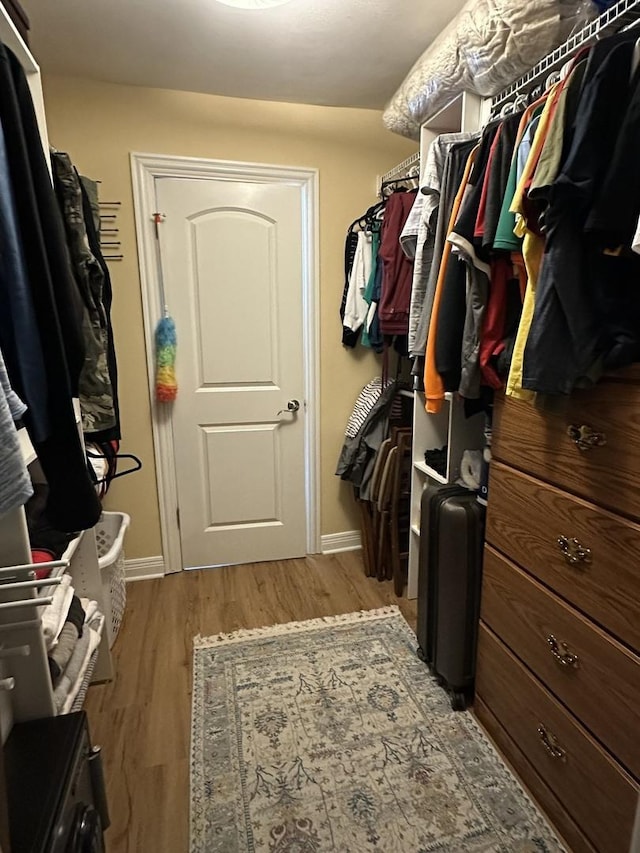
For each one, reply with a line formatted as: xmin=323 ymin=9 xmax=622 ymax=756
xmin=361 ymin=227 xmax=380 ymax=349
xmin=493 ymin=106 xmax=544 ymax=252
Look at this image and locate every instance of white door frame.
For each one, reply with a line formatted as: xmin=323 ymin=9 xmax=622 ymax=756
xmin=130 ymin=152 xmax=321 ymax=573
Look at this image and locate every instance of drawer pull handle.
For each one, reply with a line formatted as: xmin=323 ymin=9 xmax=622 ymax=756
xmin=557 ymin=535 xmax=592 ymax=566
xmin=537 ymin=725 xmax=567 ymax=761
xmin=547 ymin=635 xmax=579 ymax=668
xmin=567 ymin=424 xmax=607 ymax=452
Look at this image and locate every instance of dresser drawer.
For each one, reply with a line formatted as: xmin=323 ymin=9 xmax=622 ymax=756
xmin=476 ymin=624 xmax=639 ymax=853
xmin=481 ymin=545 xmax=640 ymax=779
xmin=492 ymin=386 xmax=640 ymax=520
xmin=475 ymin=697 xmax=597 ymax=853
xmin=487 ymin=461 xmax=640 ymax=651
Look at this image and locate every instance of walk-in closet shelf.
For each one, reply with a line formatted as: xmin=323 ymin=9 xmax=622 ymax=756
xmin=405 ymin=91 xmax=487 ymax=601
xmin=0 ymin=0 xmax=113 ymax=743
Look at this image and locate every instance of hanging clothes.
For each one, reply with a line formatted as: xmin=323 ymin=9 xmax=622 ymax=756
xmin=80 ymin=176 xmax=121 ymax=442
xmin=0 ymin=114 xmax=49 ymax=442
xmin=343 ymin=229 xmax=374 ymax=341
xmin=0 ymin=42 xmax=100 ymax=531
xmin=340 ymin=226 xmax=361 ymax=347
xmin=378 ymin=189 xmax=417 ymax=336
xmin=442 ymin=120 xmax=502 ymax=397
xmin=0 ymin=386 xmax=32 ymax=519
xmin=505 ymin=83 xmax=564 ymax=401
xmin=423 ymin=146 xmax=478 ymax=413
xmin=522 ymin=38 xmax=640 ymax=394
xmin=403 ymin=132 xmax=478 ymax=359
xmin=412 ymin=138 xmax=478 ymax=383
xmin=361 ymin=225 xmax=383 ymax=352
xmin=51 ymin=151 xmax=116 ymax=435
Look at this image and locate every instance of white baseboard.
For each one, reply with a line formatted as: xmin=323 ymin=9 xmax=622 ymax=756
xmin=125 ymin=556 xmax=165 ymax=582
xmin=321 ymin=530 xmax=362 ymax=554
xmin=125 ymin=537 xmax=362 ymax=575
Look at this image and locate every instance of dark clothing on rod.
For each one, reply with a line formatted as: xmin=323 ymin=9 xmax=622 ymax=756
xmin=51 ymin=151 xmax=115 ymax=435
xmin=522 ymin=40 xmax=640 ymax=395
xmin=585 ymin=67 xmax=640 ymax=249
xmin=0 ymin=44 xmax=101 ymax=531
xmin=483 ymin=112 xmax=522 ymax=249
xmin=0 ymin=115 xmax=49 ymax=441
xmin=80 ymin=178 xmax=121 ymax=442
xmin=436 ymin=123 xmax=500 ymax=392
xmin=341 ymin=229 xmax=360 ymax=347
xmin=378 ymin=190 xmax=416 ymax=335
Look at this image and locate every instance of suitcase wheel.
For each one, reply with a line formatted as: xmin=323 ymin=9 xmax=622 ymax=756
xmin=450 ymin=691 xmax=467 ymax=712
xmin=416 ymin=646 xmax=427 ymax=663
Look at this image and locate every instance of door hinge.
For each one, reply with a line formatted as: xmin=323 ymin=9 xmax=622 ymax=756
xmin=176 ymin=506 xmax=181 ymax=531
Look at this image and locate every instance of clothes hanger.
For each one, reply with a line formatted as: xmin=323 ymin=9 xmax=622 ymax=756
xmin=631 ymin=34 xmax=640 ymax=79
xmin=545 ymin=70 xmax=561 ymax=89
xmin=86 ymin=449 xmax=143 ymax=484
xmin=528 ymin=83 xmax=545 ymax=103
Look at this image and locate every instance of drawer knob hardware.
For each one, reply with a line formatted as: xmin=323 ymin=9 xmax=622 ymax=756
xmin=547 ymin=634 xmax=579 ymax=668
xmin=567 ymin=424 xmax=607 ymax=452
xmin=537 ymin=725 xmax=567 ymax=761
xmin=557 ymin=535 xmax=592 ymax=566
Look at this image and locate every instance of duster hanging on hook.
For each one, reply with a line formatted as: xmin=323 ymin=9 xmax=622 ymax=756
xmin=152 ymin=212 xmax=178 ymax=402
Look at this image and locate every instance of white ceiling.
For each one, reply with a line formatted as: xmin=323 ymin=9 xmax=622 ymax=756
xmin=26 ymin=0 xmax=468 ymax=110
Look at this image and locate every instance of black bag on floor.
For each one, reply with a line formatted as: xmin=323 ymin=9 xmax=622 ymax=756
xmin=417 ymin=483 xmax=485 ymax=711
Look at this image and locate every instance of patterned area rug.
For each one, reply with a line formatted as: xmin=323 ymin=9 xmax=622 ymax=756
xmin=191 ymin=606 xmax=564 ymax=852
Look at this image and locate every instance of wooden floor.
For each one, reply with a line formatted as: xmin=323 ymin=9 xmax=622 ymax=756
xmin=86 ymin=551 xmax=417 ymax=853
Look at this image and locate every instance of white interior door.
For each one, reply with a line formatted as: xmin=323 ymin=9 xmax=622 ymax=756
xmin=155 ymin=175 xmax=308 ymax=569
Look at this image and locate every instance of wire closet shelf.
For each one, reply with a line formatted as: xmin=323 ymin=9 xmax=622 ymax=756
xmin=381 ymin=151 xmax=420 ymax=185
xmin=490 ymin=0 xmax=640 ymax=114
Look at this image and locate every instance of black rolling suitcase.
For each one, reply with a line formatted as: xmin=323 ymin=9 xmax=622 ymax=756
xmin=417 ymin=483 xmax=485 ymax=710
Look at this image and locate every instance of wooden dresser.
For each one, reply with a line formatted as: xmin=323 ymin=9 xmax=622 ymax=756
xmin=475 ymin=371 xmax=640 ymax=853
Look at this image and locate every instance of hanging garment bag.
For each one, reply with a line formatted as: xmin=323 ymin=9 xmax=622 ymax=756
xmin=417 ymin=483 xmax=485 ymax=710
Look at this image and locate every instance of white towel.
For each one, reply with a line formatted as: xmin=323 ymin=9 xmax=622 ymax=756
xmin=80 ymin=597 xmax=98 ymax=623
xmin=58 ymin=614 xmax=104 ymax=715
xmin=42 ymin=575 xmax=74 ymax=650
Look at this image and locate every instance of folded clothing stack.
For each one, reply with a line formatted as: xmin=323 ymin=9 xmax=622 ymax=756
xmin=42 ymin=575 xmax=77 ymax=652
xmin=41 ymin=576 xmax=104 ymax=713
xmin=53 ymin=605 xmax=103 ymax=715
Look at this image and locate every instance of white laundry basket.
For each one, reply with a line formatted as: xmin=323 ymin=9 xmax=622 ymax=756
xmin=95 ymin=511 xmax=130 ymax=647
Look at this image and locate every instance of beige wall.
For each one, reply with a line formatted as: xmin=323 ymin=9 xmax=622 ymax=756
xmin=42 ymin=75 xmax=414 ymax=560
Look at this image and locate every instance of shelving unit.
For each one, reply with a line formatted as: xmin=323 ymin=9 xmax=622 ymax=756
xmin=0 ymin=1 xmax=113 ymax=742
xmin=406 ymin=91 xmax=487 ymax=601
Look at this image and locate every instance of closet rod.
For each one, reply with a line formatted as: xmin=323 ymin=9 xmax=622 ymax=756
xmin=0 ymin=577 xmax=63 ymax=592
xmin=490 ymin=0 xmax=640 ymax=113
xmin=0 ymin=560 xmax=66 ymax=576
xmin=0 ymin=596 xmax=53 ymax=610
xmin=0 ymin=618 xmax=43 ymax=632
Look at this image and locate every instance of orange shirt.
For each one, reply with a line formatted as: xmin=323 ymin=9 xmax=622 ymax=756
xmin=424 ymin=145 xmax=478 ymax=414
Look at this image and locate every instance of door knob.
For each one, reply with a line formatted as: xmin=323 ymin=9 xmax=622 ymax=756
xmin=277 ymin=399 xmax=301 ymax=416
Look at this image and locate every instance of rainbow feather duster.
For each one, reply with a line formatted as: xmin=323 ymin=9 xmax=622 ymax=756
xmin=155 ymin=314 xmax=178 ymax=402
